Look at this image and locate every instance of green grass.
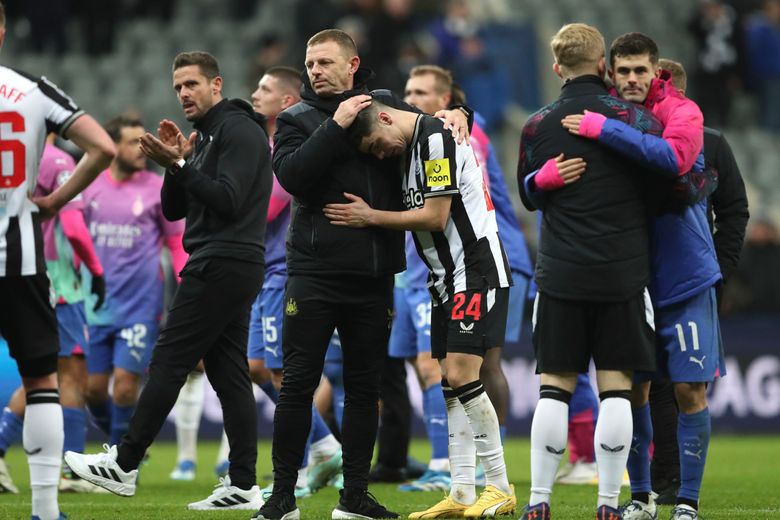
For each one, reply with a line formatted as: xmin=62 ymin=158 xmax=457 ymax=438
xmin=1 ymin=437 xmax=778 ymax=519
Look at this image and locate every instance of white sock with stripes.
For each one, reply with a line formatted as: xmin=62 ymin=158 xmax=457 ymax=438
xmin=26 ymin=389 xmax=63 ymax=520
xmin=443 ymin=381 xmax=477 ymax=505
xmin=457 ymin=381 xmax=511 ymax=495
xmin=174 ymin=371 xmax=205 ymax=463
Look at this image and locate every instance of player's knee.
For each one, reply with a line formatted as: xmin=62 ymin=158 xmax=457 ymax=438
xmin=540 ymin=385 xmax=573 ymax=404
xmin=112 ymin=374 xmax=140 ymax=406
xmin=631 ymin=382 xmax=651 ymax=408
xmin=17 ymin=353 xmax=58 ymax=379
xmin=674 ymin=382 xmax=707 ymax=413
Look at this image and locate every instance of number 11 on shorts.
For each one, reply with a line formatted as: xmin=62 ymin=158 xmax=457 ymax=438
xmin=674 ymin=321 xmax=699 ymax=352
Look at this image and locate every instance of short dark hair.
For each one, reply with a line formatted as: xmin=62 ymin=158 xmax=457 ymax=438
xmin=104 ymin=115 xmax=144 ymax=143
xmin=307 ymin=29 xmax=357 ymax=56
xmin=346 ymin=99 xmax=386 ymax=148
xmin=265 ymin=66 xmax=302 ymax=95
xmin=610 ymin=32 xmax=659 ymax=67
xmin=172 ymin=51 xmax=221 ymax=79
xmin=0 ymin=1 xmax=5 ymax=27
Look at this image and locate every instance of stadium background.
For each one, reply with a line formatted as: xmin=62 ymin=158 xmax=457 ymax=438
xmin=1 ymin=0 xmax=778 ymax=437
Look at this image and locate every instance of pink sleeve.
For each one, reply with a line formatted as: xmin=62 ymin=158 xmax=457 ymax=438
xmin=661 ymin=95 xmax=704 ymax=175
xmin=59 ymin=209 xmax=104 ymax=276
xmin=165 ymin=234 xmax=188 ymax=280
xmin=469 ymin=124 xmax=490 ymax=186
xmin=267 ymin=175 xmax=292 ymax=222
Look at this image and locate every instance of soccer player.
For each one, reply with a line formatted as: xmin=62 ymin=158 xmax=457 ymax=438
xmin=0 ymin=134 xmax=108 ymax=495
xmin=255 ymin=29 xmax=469 ymax=520
xmin=325 ymin=99 xmax=516 ymax=519
xmin=0 ymin=2 xmax=116 ymax=517
xmin=647 ymin=57 xmax=749 ymax=505
xmin=81 ymin=115 xmax=186 ymax=451
xmin=516 ymin=23 xmax=664 ymax=520
xmin=558 ymin=33 xmax=723 ymax=520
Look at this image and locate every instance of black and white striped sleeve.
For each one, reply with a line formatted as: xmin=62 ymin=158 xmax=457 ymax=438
xmin=420 ymin=130 xmax=458 ymax=199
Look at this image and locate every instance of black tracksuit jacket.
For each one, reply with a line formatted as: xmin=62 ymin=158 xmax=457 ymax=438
xmin=161 ymin=98 xmax=272 ymax=265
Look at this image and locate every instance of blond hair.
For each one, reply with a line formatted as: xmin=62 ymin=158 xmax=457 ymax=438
xmin=658 ymin=58 xmax=687 ymax=93
xmin=550 ymin=23 xmax=605 ymax=74
xmin=409 ymin=65 xmax=453 ymax=94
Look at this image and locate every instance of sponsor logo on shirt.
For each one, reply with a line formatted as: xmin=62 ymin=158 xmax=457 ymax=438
xmin=424 ymin=159 xmax=450 ymax=187
xmin=403 ymin=188 xmax=423 ymax=209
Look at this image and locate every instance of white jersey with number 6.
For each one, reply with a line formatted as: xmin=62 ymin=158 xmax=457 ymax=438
xmin=0 ymin=66 xmax=83 ymax=277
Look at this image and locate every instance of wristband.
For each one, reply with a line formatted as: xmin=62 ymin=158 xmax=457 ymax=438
xmin=535 ymin=158 xmax=565 ymax=191
xmin=578 ymin=111 xmax=607 ymax=139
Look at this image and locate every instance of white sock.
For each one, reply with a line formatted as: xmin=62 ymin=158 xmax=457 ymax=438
xmin=308 ymin=433 xmax=340 ymax=462
xmin=428 ymin=458 xmax=450 ymax=472
xmin=529 ymin=396 xmax=569 ymax=506
xmin=595 ymin=396 xmax=633 ymax=509
xmin=296 ymin=466 xmax=308 ymax=488
xmin=217 ymin=429 xmax=230 ymax=464
xmin=444 ymin=385 xmax=476 ymax=505
xmin=458 ymin=386 xmax=511 ymax=495
xmin=174 ymin=372 xmax=205 ymax=463
xmin=25 ymin=390 xmax=63 ymax=520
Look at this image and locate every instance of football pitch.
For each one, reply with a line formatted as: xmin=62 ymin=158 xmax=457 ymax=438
xmin=1 ymin=437 xmax=778 ymax=519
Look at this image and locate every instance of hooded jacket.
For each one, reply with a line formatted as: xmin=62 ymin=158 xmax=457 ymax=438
xmin=161 ymin=98 xmax=272 ymax=265
xmin=272 ymin=68 xmax=407 ymax=277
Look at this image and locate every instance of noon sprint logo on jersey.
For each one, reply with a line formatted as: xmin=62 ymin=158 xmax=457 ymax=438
xmin=424 ymin=159 xmax=451 ymax=187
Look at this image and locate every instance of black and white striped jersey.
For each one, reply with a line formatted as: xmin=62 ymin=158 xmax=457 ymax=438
xmin=0 ymin=66 xmax=83 ymax=277
xmin=404 ymin=115 xmax=511 ymax=305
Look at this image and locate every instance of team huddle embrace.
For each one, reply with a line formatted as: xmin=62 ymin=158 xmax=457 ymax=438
xmin=0 ymin=1 xmax=745 ymax=518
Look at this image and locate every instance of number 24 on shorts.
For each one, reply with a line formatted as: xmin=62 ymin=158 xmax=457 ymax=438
xmin=451 ymin=292 xmax=482 ymax=321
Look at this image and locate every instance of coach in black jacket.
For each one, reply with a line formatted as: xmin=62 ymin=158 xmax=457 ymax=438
xmin=259 ymin=29 xmax=469 ymax=520
xmin=67 ymin=51 xmax=271 ymax=503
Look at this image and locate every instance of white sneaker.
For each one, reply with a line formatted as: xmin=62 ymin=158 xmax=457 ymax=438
xmin=64 ymin=444 xmax=138 ymax=497
xmin=670 ymin=504 xmax=699 ymax=520
xmin=621 ymin=496 xmax=658 ymax=520
xmin=170 ymin=460 xmax=196 ymax=481
xmin=59 ymin=475 xmax=111 ymax=493
xmin=187 ymin=476 xmax=263 ymax=510
xmin=556 ymin=461 xmax=598 ymax=485
xmin=0 ymin=457 xmax=19 ymax=494
xmin=554 ymin=461 xmax=575 ymax=483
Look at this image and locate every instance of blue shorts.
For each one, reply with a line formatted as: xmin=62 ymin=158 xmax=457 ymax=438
xmin=56 ymin=302 xmax=89 ymax=357
xmin=248 ymin=288 xmax=284 ymax=368
xmin=87 ymin=321 xmax=159 ymax=375
xmin=325 ymin=331 xmax=342 ymax=364
xmin=389 ymin=286 xmax=431 ymax=359
xmin=505 ymin=272 xmax=530 ymax=344
xmin=639 ymin=287 xmax=725 ymax=383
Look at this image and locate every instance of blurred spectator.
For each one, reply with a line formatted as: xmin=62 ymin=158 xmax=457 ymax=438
xmin=24 ymin=0 xmax=68 ymax=55
xmin=725 ymin=217 xmax=780 ymax=314
xmin=347 ymin=0 xmax=424 ymax=92
xmin=451 ymin=32 xmax=510 ymax=130
xmin=75 ymin=0 xmax=118 ymax=56
xmin=687 ymin=0 xmax=745 ymax=127
xmin=245 ymin=33 xmax=293 ymax=94
xmin=745 ymin=0 xmax=780 ymax=132
xmin=428 ymin=0 xmax=481 ymax=67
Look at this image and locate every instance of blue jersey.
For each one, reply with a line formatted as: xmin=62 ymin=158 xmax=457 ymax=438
xmin=650 ymin=201 xmax=721 ymax=307
xmin=593 ymin=115 xmax=722 ymax=307
xmin=404 ymin=232 xmax=429 ymax=290
xmin=263 ymin=202 xmax=289 ymax=289
xmin=474 ymin=113 xmax=533 ymax=277
xmin=485 ymin=139 xmax=533 ymax=277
